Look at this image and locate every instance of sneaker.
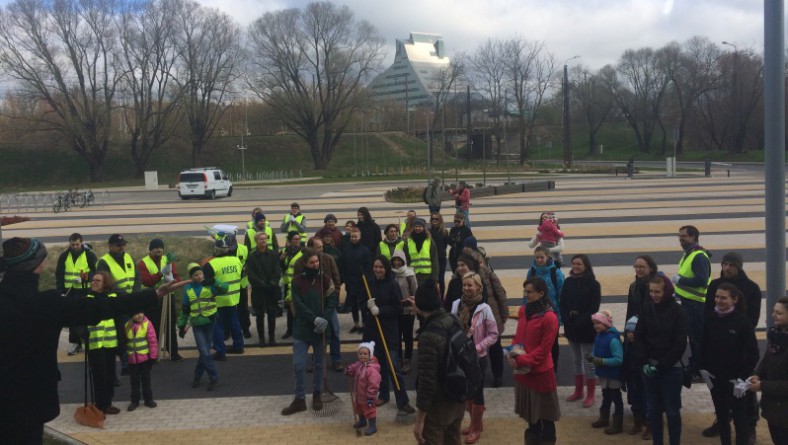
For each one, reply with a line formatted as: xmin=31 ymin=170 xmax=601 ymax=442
xmin=127 ymin=402 xmax=139 ymax=412
xmin=104 ymin=406 xmax=120 ymax=415
xmin=312 ymin=391 xmax=323 ymax=411
xmin=67 ymin=343 xmax=82 ymax=356
xmin=702 ymin=419 xmax=720 ymax=437
xmin=171 ymin=353 xmax=184 ymax=362
xmin=212 ymin=353 xmax=227 ymax=361
xmin=207 ymin=379 xmax=219 ymax=391
xmin=397 ymin=404 xmax=415 ymax=415
xmin=144 ymin=400 xmax=157 ymax=408
xmin=281 ymin=398 xmax=307 ymax=415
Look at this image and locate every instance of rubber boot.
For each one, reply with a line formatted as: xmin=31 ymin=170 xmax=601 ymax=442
xmin=464 ymin=404 xmax=485 ymax=444
xmin=605 ymin=415 xmax=624 ymax=435
xmin=642 ymin=423 xmax=652 ymax=440
xmin=364 ymin=418 xmax=377 ymax=436
xmin=591 ymin=408 xmax=610 ymax=428
xmin=583 ymin=378 xmax=597 ymax=408
xmin=629 ymin=414 xmax=643 ymax=434
xmin=566 ymin=374 xmax=584 ymax=402
xmin=461 ymin=400 xmax=474 ymax=435
xmin=353 ymin=414 xmax=367 ymax=429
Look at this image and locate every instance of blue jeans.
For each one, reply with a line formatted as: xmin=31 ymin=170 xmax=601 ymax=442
xmin=293 ymin=338 xmax=324 ymax=399
xmin=376 ymin=348 xmax=409 ymax=408
xmin=330 ymin=312 xmax=341 ymax=365
xmin=213 ymin=306 xmax=244 ymax=355
xmin=679 ymin=297 xmax=704 ymax=373
xmin=428 ymin=204 xmax=441 ymax=214
xmin=193 ymin=322 xmax=218 ymax=381
xmin=643 ymin=367 xmax=683 ymax=445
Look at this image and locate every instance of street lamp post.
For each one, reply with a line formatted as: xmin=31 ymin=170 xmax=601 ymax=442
xmin=236 ymin=100 xmax=248 ymax=180
xmin=482 ymin=109 xmax=488 ymax=187
xmin=563 ymin=55 xmax=580 ymax=169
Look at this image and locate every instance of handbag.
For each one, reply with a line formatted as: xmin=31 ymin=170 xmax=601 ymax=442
xmin=74 ymin=340 xmax=105 ymax=428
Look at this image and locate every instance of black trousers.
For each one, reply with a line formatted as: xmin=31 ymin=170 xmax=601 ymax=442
xmin=237 ymin=286 xmax=251 ymax=333
xmin=0 ymin=421 xmax=43 ymax=445
xmin=710 ymin=379 xmax=750 ymax=445
xmin=145 ymin=294 xmax=179 ymax=357
xmin=128 ymin=360 xmax=154 ymax=403
xmin=88 ymin=347 xmax=116 ymax=410
xmin=398 ymin=313 xmax=415 ymax=360
xmin=488 ymin=337 xmax=504 ymax=380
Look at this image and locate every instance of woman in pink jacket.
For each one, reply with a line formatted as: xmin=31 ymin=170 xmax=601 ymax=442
xmin=345 ymin=341 xmax=381 ymax=436
xmin=451 ymin=272 xmax=499 ymax=444
xmin=125 ymin=312 xmax=158 ymax=411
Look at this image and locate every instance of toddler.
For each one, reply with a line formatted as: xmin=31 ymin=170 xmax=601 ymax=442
xmin=125 ymin=312 xmax=158 ymax=411
xmin=587 ymin=310 xmax=624 ymax=435
xmin=345 ymin=341 xmax=381 ymax=436
xmin=530 ymin=212 xmax=565 ymax=267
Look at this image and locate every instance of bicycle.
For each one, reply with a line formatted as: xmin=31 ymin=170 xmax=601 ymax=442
xmin=84 ymin=189 xmax=95 ymax=206
xmin=53 ymin=193 xmax=71 ymax=213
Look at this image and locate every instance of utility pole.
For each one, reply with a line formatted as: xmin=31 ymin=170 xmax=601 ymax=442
xmin=236 ymin=100 xmax=248 ymax=180
xmin=563 ymin=56 xmax=580 ymax=168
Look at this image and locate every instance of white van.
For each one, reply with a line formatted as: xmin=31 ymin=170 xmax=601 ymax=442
xmin=177 ymin=167 xmax=233 ymax=199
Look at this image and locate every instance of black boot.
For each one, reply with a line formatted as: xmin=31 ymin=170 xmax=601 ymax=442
xmin=591 ymin=408 xmax=610 ymax=428
xmin=702 ymin=418 xmax=720 ymax=437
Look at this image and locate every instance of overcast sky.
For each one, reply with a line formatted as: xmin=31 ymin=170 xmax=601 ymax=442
xmin=192 ymin=0 xmax=771 ymax=70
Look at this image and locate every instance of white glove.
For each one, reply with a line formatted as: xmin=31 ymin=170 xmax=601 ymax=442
xmin=369 ymin=304 xmax=380 ymax=317
xmin=699 ymin=369 xmax=715 ymax=390
xmin=73 ymin=276 xmax=82 ymax=285
xmin=733 ymin=378 xmax=752 ymax=398
xmin=161 ymin=264 xmax=172 ymax=276
xmin=164 ymin=273 xmax=175 ymax=283
xmin=289 ymin=215 xmax=296 ymax=222
xmin=671 ymin=274 xmax=680 ymax=284
xmin=313 ymin=317 xmax=328 ymax=334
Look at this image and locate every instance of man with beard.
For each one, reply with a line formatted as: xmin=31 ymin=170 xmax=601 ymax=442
xmin=55 ymin=233 xmax=97 ymax=355
xmin=404 ymin=219 xmax=438 ymax=287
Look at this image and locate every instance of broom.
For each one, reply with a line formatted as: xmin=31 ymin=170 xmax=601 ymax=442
xmin=74 ymin=275 xmax=104 ymax=428
xmin=310 ymin=268 xmax=341 ymax=417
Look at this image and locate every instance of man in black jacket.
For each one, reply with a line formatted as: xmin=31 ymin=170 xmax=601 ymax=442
xmin=246 ymin=232 xmax=282 ymax=346
xmin=701 ymin=251 xmax=762 ymax=441
xmin=341 ymin=229 xmax=371 ymax=334
xmin=54 ymin=233 xmax=97 ymax=355
xmin=0 ymin=237 xmax=186 ymax=445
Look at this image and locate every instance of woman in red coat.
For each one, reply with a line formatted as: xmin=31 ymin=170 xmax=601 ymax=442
xmin=509 ymin=276 xmax=561 ymax=445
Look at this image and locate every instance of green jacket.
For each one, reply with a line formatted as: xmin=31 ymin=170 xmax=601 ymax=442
xmin=415 ymin=309 xmax=455 ymax=411
xmin=292 ymin=269 xmax=337 ymax=343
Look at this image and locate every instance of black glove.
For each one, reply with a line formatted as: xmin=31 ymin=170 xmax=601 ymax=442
xmin=178 ymin=327 xmax=187 ymax=339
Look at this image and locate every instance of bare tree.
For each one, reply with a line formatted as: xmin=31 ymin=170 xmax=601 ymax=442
xmin=469 ymin=39 xmax=507 ymax=162
xmin=173 ymin=0 xmax=241 ymax=167
xmin=0 ymin=0 xmax=121 ymax=182
xmin=117 ymin=0 xmax=183 ymax=177
xmin=571 ymin=66 xmax=613 ymax=155
xmin=503 ymin=38 xmax=557 ymax=164
xmin=245 ymin=1 xmax=385 ymax=169
xmin=428 ymin=54 xmax=466 ymax=159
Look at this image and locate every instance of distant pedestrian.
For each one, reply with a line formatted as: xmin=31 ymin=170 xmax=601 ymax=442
xmin=345 ymin=341 xmax=381 ymax=436
xmin=124 ymin=312 xmax=158 ymax=411
xmin=451 ymin=181 xmax=471 ymax=228
xmin=424 ymin=177 xmax=443 ymax=214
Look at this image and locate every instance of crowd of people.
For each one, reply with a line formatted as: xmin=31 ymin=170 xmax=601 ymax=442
xmin=1 ymin=182 xmax=787 ymax=445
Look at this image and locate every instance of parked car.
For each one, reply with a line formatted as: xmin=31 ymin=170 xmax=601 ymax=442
xmin=177 ymin=167 xmax=233 ymax=200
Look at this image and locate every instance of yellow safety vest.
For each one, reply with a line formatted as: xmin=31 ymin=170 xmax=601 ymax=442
xmin=246 ymin=226 xmax=274 ymax=249
xmin=400 ymin=221 xmax=408 ymax=235
xmin=236 ymin=244 xmax=249 ymax=288
xmin=282 ymin=214 xmax=307 ymax=240
xmin=141 ymin=255 xmax=168 ymax=289
xmin=283 ymin=250 xmax=303 ymax=304
xmin=125 ymin=319 xmax=150 ymax=356
xmin=100 ymin=253 xmax=135 ymax=294
xmin=378 ymin=240 xmax=404 ymax=260
xmin=210 ymin=255 xmax=242 ymax=308
xmin=86 ymin=292 xmax=118 ymax=349
xmin=186 ymin=286 xmax=217 ymax=318
xmin=407 ymin=238 xmax=432 ymax=275
xmin=64 ymin=251 xmax=89 ymax=289
xmin=675 ymin=250 xmax=712 ymax=303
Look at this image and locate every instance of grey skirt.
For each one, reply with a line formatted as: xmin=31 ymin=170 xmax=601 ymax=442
xmin=514 ymin=382 xmax=561 ymax=423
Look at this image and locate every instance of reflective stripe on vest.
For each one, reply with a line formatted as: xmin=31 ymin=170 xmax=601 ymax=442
xmin=378 ymin=240 xmax=404 ymax=260
xmin=282 ymin=214 xmax=306 ymax=240
xmin=283 ymin=250 xmax=303 ymax=286
xmin=210 ymin=255 xmax=242 ymax=307
xmin=125 ymin=320 xmax=150 ymax=356
xmin=141 ymin=255 xmax=168 ymax=289
xmin=186 ymin=286 xmax=217 ymax=318
xmin=407 ymin=238 xmax=432 ymax=275
xmin=64 ymin=251 xmax=89 ymax=289
xmin=236 ymin=244 xmax=249 ymax=288
xmin=86 ymin=293 xmax=118 ymax=349
xmin=675 ymin=250 xmax=712 ymax=303
xmin=246 ymin=226 xmax=274 ymax=248
xmin=100 ymin=253 xmax=135 ymax=293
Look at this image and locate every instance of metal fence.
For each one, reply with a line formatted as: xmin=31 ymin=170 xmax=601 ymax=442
xmin=231 ymin=170 xmax=303 ymax=182
xmin=0 ymin=190 xmax=111 ymax=214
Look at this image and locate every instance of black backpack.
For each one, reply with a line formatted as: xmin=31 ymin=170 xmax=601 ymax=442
xmin=425 ymin=313 xmax=483 ymax=402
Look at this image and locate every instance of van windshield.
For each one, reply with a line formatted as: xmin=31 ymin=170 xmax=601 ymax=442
xmin=180 ymin=173 xmax=204 ymax=182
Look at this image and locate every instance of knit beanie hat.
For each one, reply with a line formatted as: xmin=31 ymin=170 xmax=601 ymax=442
xmin=413 ymin=218 xmax=427 ymax=227
xmin=188 ymin=262 xmax=202 ymax=278
xmin=415 ymin=278 xmax=441 ymax=312
xmin=463 ymin=236 xmax=478 ymax=250
xmin=358 ymin=340 xmax=375 ymax=357
xmin=591 ymin=310 xmax=613 ymax=328
xmin=625 ymin=316 xmax=639 ymax=333
xmin=1 ymin=237 xmax=48 ymax=272
xmin=721 ymin=251 xmax=743 ymax=270
xmin=148 ymin=238 xmax=164 ymax=251
xmin=254 ymin=213 xmax=266 ymax=222
xmin=324 ymin=214 xmax=337 ymax=223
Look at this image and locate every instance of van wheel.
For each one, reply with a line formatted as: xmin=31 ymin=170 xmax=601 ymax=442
xmin=227 ymin=186 xmax=233 ymax=197
xmin=208 ymin=190 xmax=216 ymax=200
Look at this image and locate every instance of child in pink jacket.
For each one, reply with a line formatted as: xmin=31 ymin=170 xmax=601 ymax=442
xmin=125 ymin=312 xmax=158 ymax=411
xmin=531 ymin=212 xmax=565 ymax=266
xmin=345 ymin=341 xmax=381 ymax=436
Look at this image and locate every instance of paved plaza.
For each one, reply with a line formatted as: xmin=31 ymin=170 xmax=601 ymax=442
xmin=4 ymin=171 xmax=781 ymax=444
